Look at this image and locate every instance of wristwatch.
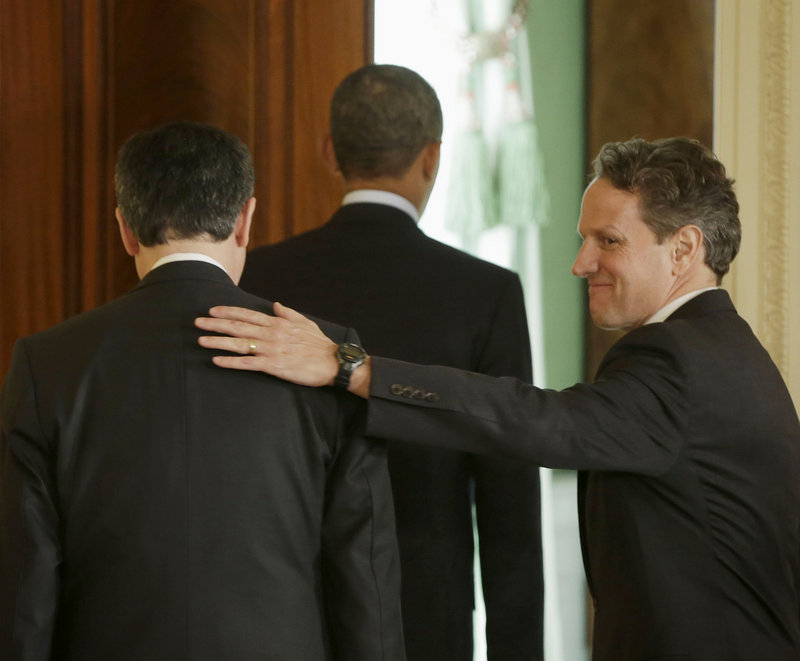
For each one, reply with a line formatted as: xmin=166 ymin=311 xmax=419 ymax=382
xmin=334 ymin=342 xmax=367 ymax=389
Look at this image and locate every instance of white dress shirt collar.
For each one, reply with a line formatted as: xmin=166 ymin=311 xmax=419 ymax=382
xmin=149 ymin=252 xmax=230 ymax=277
xmin=645 ymin=286 xmax=719 ymax=325
xmin=342 ymin=189 xmax=420 ymax=223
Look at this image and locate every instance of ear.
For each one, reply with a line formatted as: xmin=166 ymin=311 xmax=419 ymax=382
xmin=671 ymin=224 xmax=704 ymax=274
xmin=322 ymin=134 xmax=341 ymax=175
xmin=421 ymin=141 xmax=441 ymax=181
xmin=116 ymin=208 xmax=140 ymax=256
xmin=234 ymin=197 xmax=256 ymax=248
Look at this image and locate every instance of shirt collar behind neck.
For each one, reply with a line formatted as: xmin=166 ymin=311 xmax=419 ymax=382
xmin=645 ymin=286 xmax=718 ymax=325
xmin=149 ymin=252 xmax=229 ymax=277
xmin=342 ymin=189 xmax=420 ymax=223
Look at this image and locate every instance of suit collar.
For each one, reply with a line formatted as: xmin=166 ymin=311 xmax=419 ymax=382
xmin=150 ymin=251 xmax=229 ymax=275
xmin=645 ymin=287 xmax=718 ymax=325
xmin=135 ymin=260 xmax=236 ymax=291
xmin=341 ymin=190 xmax=420 ymax=222
xmin=328 ymin=202 xmax=423 ymax=235
xmin=666 ymin=287 xmax=736 ymax=321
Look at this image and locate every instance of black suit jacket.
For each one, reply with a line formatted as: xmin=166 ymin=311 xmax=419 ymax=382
xmin=0 ymin=261 xmax=404 ymax=661
xmin=365 ymin=289 xmax=800 ymax=660
xmin=239 ymin=203 xmax=544 ymax=661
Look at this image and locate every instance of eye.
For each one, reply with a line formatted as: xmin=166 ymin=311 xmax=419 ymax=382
xmin=601 ymin=236 xmax=619 ymax=248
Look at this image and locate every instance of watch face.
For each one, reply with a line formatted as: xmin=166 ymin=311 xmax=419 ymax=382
xmin=338 ymin=342 xmax=366 ymax=362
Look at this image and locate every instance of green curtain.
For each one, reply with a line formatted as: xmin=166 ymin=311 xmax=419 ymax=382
xmin=442 ymin=0 xmax=549 ymax=246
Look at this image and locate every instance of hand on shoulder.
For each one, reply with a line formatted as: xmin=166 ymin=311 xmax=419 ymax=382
xmin=194 ymin=302 xmax=340 ymax=388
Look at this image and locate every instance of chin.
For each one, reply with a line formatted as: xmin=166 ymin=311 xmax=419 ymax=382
xmin=595 ymin=322 xmax=625 ymax=331
xmin=589 ymin=307 xmax=615 ymax=331
xmin=590 ymin=312 xmax=627 ymax=332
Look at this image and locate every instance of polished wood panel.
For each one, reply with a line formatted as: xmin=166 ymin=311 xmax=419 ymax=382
xmin=105 ymin=0 xmax=256 ymax=297
xmin=288 ymin=0 xmax=371 ymax=237
xmin=588 ymin=0 xmax=714 ymax=154
xmin=75 ymin=0 xmax=112 ymax=311
xmin=259 ymin=0 xmax=293 ymax=245
xmin=0 ymin=0 xmax=372 ymax=377
xmin=585 ymin=0 xmax=715 ymax=378
xmin=0 ymin=0 xmax=67 ymax=370
xmin=256 ymin=0 xmax=371 ymax=245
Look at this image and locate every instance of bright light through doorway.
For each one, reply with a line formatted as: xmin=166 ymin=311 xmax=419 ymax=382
xmin=374 ymin=3 xmax=590 ymax=661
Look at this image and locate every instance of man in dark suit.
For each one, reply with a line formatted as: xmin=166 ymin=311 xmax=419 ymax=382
xmin=0 ymin=121 xmax=404 ymax=661
xmin=196 ymin=137 xmax=800 ymax=660
xmin=237 ymin=64 xmax=543 ymax=661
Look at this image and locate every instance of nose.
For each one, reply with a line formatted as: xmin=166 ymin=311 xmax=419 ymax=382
xmin=571 ymin=240 xmax=596 ymax=278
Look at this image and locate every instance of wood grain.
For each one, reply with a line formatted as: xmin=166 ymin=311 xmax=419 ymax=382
xmin=585 ymin=0 xmax=715 ymax=378
xmin=0 ymin=0 xmax=66 ymax=375
xmin=0 ymin=0 xmax=372 ymax=377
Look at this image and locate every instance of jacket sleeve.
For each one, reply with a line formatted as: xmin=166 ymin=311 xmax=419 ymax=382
xmin=320 ymin=328 xmax=405 ymax=661
xmin=0 ymin=340 xmax=61 ymax=661
xmin=365 ymin=322 xmax=689 ymax=475
xmin=471 ymin=273 xmax=544 ymax=660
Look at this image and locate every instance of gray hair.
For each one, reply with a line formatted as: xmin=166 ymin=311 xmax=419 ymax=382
xmin=115 ymin=121 xmax=255 ymax=246
xmin=594 ymin=137 xmax=740 ymax=281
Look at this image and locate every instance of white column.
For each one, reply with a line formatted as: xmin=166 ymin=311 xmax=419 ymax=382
xmin=714 ymin=0 xmax=800 ymax=405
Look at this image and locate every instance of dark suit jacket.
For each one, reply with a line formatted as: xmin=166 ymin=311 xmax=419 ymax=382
xmin=239 ymin=202 xmax=544 ymax=661
xmin=0 ymin=261 xmax=404 ymax=661
xmin=365 ymin=289 xmax=800 ymax=660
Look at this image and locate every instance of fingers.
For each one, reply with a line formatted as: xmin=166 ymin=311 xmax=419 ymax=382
xmin=196 ymin=304 xmax=324 ymax=344
xmin=208 ymin=341 xmax=337 ymax=387
xmin=209 ymin=352 xmax=296 ymax=381
xmin=211 ymin=355 xmax=265 ymax=371
xmin=195 ymin=306 xmax=284 ymax=343
xmin=207 ymin=303 xmax=309 ymax=327
xmin=196 ymin=334 xmax=256 ymax=356
xmin=196 ymin=304 xmax=317 ymax=336
xmin=194 ymin=304 xmax=339 ymax=387
xmin=194 ymin=307 xmax=273 ymax=356
xmin=207 ymin=305 xmax=274 ymax=326
xmin=194 ymin=314 xmax=263 ymax=341
xmin=273 ymin=301 xmax=308 ymax=323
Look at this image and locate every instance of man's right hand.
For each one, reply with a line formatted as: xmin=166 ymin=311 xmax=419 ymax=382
xmin=194 ymin=302 xmax=371 ymax=397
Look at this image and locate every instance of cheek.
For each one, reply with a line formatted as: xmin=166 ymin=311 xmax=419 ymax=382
xmin=611 ymin=261 xmax=654 ymax=301
xmin=633 ymin=262 xmax=672 ymax=302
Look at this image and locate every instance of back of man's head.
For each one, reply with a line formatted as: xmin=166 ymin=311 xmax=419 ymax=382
xmin=330 ymin=64 xmax=443 ymax=180
xmin=114 ymin=121 xmax=255 ymax=246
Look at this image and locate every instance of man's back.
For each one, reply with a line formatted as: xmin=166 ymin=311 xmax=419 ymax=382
xmin=241 ymin=204 xmax=531 ymax=371
xmin=240 ymin=202 xmax=543 ymax=660
xmin=0 ymin=261 xmax=403 ymax=661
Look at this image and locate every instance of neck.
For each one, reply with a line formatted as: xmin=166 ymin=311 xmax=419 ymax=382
xmin=135 ymin=237 xmax=241 ymax=281
xmin=342 ymin=177 xmax=424 ymax=214
xmin=663 ymin=267 xmax=718 ymax=308
xmin=335 ymin=142 xmax=438 ymax=216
